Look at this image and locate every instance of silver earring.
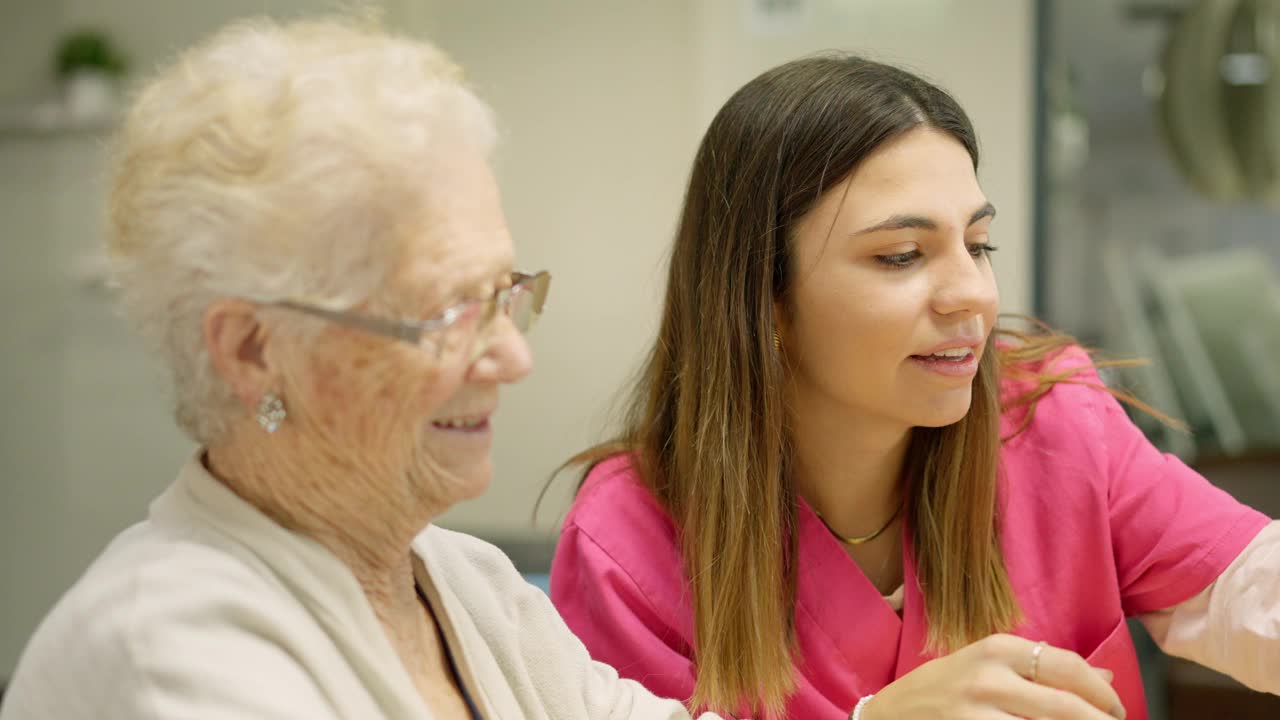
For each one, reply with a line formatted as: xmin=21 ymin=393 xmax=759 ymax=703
xmin=256 ymin=392 xmax=286 ymax=433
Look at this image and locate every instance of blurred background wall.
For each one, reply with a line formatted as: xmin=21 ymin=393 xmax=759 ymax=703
xmin=0 ymin=0 xmax=1034 ymax=677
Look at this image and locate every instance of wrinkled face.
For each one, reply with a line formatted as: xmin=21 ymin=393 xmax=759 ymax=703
xmin=781 ymin=127 xmax=999 ymax=435
xmin=280 ymin=144 xmax=531 ymax=511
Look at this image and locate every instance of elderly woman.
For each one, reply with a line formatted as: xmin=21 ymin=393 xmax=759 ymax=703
xmin=0 ymin=17 xmax=721 ymax=720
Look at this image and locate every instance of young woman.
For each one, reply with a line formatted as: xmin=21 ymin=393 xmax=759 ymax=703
xmin=549 ymin=55 xmax=1278 ymax=720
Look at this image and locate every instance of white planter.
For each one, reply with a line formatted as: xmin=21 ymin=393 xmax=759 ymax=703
xmin=63 ymin=69 xmax=117 ymax=121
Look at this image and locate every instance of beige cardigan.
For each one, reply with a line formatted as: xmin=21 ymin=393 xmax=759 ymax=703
xmin=0 ymin=455 xmax=722 ymax=719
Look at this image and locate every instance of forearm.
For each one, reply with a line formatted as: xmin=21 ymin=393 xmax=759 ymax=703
xmin=1138 ymin=521 xmax=1280 ymax=693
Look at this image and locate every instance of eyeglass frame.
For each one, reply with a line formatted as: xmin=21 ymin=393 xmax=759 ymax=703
xmin=269 ymin=270 xmax=550 ymax=360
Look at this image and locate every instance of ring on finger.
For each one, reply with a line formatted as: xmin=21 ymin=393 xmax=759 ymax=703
xmin=1028 ymin=640 xmax=1047 ymax=683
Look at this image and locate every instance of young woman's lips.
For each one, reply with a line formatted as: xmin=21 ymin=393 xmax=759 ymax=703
xmin=908 ymin=347 xmax=979 ymax=377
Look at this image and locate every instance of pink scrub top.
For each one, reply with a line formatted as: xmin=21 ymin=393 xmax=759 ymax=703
xmin=550 ymin=349 xmax=1270 ymax=719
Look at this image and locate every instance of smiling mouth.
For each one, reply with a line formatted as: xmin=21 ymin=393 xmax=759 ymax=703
xmin=910 ymin=347 xmax=974 ymax=361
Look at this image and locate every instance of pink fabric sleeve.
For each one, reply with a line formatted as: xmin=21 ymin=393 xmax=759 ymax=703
xmin=551 ymin=523 xmax=698 ymax=707
xmin=1085 ymin=362 xmax=1271 ymax=614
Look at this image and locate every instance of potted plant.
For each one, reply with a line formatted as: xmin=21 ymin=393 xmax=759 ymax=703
xmin=54 ymin=29 xmax=128 ymax=119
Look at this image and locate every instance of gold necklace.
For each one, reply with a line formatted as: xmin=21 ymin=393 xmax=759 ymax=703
xmin=815 ymin=500 xmax=904 ymax=545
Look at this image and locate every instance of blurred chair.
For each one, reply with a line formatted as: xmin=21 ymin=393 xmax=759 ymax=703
xmin=1149 ymin=246 xmax=1280 ymax=454
xmin=1102 ymin=243 xmax=1198 ymax=458
xmin=1102 ymin=243 xmax=1280 ymax=457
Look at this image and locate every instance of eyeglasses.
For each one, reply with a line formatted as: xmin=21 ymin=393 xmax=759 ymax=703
xmin=272 ymin=270 xmax=551 ymax=364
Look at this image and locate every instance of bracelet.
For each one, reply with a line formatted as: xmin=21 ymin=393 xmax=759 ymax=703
xmin=850 ymin=694 xmax=874 ymax=720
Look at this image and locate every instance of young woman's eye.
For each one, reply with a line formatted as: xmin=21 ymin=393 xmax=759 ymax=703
xmin=968 ymin=243 xmax=999 ymax=259
xmin=874 ymin=250 xmax=921 ymax=269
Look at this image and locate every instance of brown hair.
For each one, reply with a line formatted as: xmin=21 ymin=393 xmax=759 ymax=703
xmin=564 ymin=55 xmax=1166 ymax=718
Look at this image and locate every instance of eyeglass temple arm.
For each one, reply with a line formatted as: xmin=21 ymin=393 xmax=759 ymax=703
xmin=271 ymin=301 xmax=428 ymax=344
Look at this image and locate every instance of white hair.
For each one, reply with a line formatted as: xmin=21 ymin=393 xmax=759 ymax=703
xmin=106 ymin=15 xmax=498 ymax=446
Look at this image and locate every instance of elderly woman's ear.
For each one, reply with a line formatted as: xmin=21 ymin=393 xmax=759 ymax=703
xmin=203 ymin=297 xmax=281 ymax=413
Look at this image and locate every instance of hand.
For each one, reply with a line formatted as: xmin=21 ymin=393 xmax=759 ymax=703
xmin=863 ymin=634 xmax=1125 ymax=719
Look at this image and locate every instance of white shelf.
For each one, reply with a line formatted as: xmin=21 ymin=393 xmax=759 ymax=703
xmin=0 ymin=104 xmax=118 ymax=138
